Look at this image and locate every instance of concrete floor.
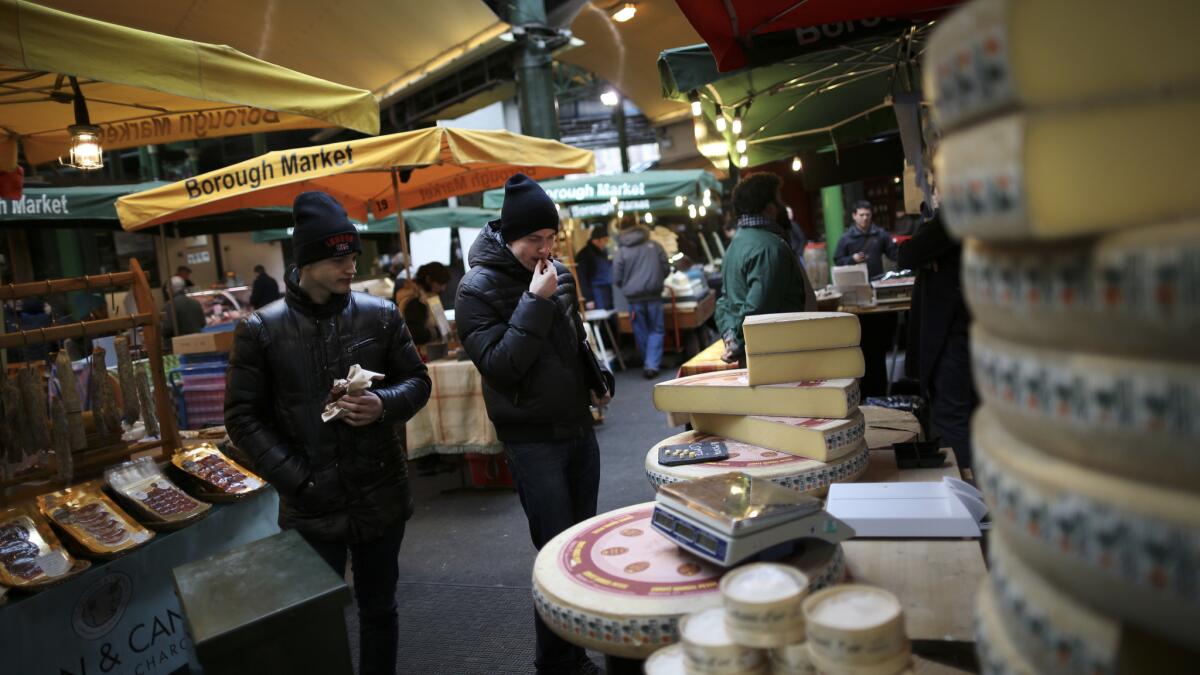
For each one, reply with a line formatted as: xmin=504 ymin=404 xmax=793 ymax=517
xmin=345 ymin=364 xmax=683 ymax=674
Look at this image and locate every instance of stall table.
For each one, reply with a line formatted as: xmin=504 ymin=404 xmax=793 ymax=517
xmin=618 ymin=291 xmax=715 ymax=355
xmin=406 ymin=358 xmax=502 ymax=459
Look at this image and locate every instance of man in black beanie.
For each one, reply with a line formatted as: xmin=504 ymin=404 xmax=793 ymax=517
xmin=225 ymin=191 xmax=431 ymax=675
xmin=456 ymin=173 xmax=606 ymax=675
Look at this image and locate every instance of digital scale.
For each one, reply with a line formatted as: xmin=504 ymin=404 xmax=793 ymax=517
xmin=651 ymin=473 xmax=855 ymax=567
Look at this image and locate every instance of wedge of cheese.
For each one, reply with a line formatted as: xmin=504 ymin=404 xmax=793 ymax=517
xmin=926 ymin=0 xmax=1200 ymax=132
xmin=653 ymin=370 xmax=859 ymax=419
xmin=743 ymin=312 xmax=860 ymax=355
xmin=690 ymin=411 xmax=865 ymax=462
xmin=935 ymin=98 xmax=1200 ymax=241
xmin=746 ymin=347 xmax=865 ymax=386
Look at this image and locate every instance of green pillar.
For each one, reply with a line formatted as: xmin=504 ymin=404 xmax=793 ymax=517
xmin=613 ymin=96 xmax=630 ymax=173
xmin=138 ymin=145 xmax=161 ymax=181
xmin=822 ymin=185 xmax=845 ymax=271
xmin=55 ymin=228 xmax=88 ymax=320
xmin=512 ymin=0 xmax=560 ymax=139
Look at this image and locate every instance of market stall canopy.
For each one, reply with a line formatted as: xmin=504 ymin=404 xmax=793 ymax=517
xmin=116 ymin=127 xmax=594 ymax=231
xmin=658 ymin=20 xmax=931 ymax=170
xmin=482 ymin=170 xmax=721 ymax=218
xmin=251 ymin=206 xmax=499 ymax=242
xmin=0 ymin=181 xmax=292 ymax=232
xmin=34 ymin=0 xmax=511 ymax=108
xmin=556 ymin=0 xmax=705 ymax=125
xmin=0 ymin=0 xmax=380 ymax=171
xmin=672 ymin=0 xmax=957 ymax=71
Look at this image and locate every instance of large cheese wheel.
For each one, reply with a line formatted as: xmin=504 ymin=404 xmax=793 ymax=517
xmin=962 ymin=223 xmax=1200 ymax=362
xmin=925 ymin=0 xmax=1200 ymax=132
xmin=974 ymin=583 xmax=1041 ymax=675
xmin=970 ymin=327 xmax=1200 ymax=492
xmin=531 ymin=502 xmax=845 ymax=659
xmin=974 ymin=409 xmax=1200 ymax=650
xmin=935 ymin=98 xmax=1200 ymax=241
xmin=644 ymin=431 xmax=868 ymax=497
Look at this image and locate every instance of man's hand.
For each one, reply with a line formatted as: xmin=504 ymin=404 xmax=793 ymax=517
xmin=585 ymin=300 xmax=596 ymax=310
xmin=530 ymin=259 xmax=557 ymax=298
xmin=852 ymin=251 xmax=866 ymax=263
xmin=591 ymin=391 xmax=612 ymax=407
xmin=338 ymin=390 xmax=384 ymax=426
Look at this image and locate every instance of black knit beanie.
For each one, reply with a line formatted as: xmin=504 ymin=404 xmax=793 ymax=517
xmin=497 ymin=173 xmax=559 ymax=242
xmin=292 ymin=191 xmax=361 ymax=267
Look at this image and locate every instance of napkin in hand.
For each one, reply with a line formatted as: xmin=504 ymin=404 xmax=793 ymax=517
xmin=321 ymin=364 xmax=385 ymax=423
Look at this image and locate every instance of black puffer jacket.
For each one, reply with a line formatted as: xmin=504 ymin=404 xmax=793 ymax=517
xmin=225 ymin=268 xmax=431 ymax=543
xmin=455 ymin=225 xmax=593 ymax=441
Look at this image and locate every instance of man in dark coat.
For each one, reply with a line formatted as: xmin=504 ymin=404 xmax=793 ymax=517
xmin=160 ymin=276 xmax=206 ymax=338
xmin=225 ymin=191 xmax=431 ymax=675
xmin=835 ymin=200 xmax=899 ymax=278
xmin=574 ymin=225 xmax=613 ymax=311
xmin=898 ymin=196 xmax=978 ymax=469
xmin=248 ymin=264 xmax=282 ymax=309
xmin=455 ymin=174 xmax=604 ymax=675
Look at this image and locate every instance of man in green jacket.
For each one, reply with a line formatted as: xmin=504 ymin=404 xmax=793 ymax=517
xmin=717 ymin=173 xmax=816 ymax=363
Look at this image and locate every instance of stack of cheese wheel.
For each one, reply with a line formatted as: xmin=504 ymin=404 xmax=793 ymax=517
xmin=927 ymin=0 xmax=1200 ymax=670
xmin=802 ymin=585 xmax=911 ymax=675
xmin=650 ymin=313 xmax=868 ymax=495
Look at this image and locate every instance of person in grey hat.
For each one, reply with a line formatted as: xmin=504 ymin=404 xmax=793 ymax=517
xmin=225 ymin=191 xmax=431 ymax=675
xmin=455 ymin=173 xmax=608 ymax=675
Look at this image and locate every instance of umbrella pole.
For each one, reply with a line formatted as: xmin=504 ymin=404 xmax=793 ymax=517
xmin=391 ymin=168 xmax=412 ymax=282
xmin=159 ymin=222 xmax=179 ymax=339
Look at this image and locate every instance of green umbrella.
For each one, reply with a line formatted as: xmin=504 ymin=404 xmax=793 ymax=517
xmin=657 ymin=22 xmax=930 ymax=170
xmin=250 ymin=206 xmax=499 ymax=242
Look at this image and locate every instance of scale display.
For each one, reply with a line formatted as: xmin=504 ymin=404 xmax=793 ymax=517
xmin=652 ymin=473 xmax=854 ymax=567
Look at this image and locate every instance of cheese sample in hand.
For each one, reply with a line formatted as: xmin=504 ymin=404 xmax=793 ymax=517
xmin=743 ymin=312 xmax=860 ymax=354
xmin=936 ymin=98 xmax=1200 ymax=241
xmin=654 ymin=370 xmax=859 ymax=419
xmin=926 ymin=0 xmax=1200 ymax=132
xmin=690 ymin=411 xmax=865 ymax=462
xmin=746 ymin=347 xmax=865 ymax=386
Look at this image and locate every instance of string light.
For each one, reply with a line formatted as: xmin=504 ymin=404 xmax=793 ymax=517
xmin=691 ymin=100 xmax=702 ymax=116
xmin=715 ymin=117 xmax=727 ymax=133
xmin=735 ymin=139 xmax=747 ymax=154
xmin=731 ymin=117 xmax=743 ymax=135
xmin=791 ymin=156 xmax=803 ymax=172
xmin=674 ymin=195 xmax=685 ymax=207
xmin=698 ymin=205 xmax=707 ymax=217
xmin=739 ymin=155 xmax=749 ymax=168
xmin=644 ymin=212 xmax=654 ymax=224
xmin=688 ymin=204 xmax=698 ymax=219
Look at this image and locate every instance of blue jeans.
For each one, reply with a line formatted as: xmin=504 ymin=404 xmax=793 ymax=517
xmin=302 ymin=522 xmax=405 ymax=675
xmin=629 ymin=299 xmax=665 ymax=370
xmin=504 ymin=429 xmax=601 ymax=674
xmin=591 ymin=284 xmax=613 ymax=310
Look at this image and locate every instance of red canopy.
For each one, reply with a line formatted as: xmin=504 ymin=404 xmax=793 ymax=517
xmin=674 ymin=0 xmax=960 ymax=70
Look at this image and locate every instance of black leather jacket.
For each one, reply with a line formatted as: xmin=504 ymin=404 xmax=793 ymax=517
xmin=225 ymin=268 xmax=431 ymax=542
xmin=455 ymin=225 xmax=593 ymax=441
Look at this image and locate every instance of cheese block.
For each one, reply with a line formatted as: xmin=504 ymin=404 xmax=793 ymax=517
xmin=973 ymin=408 xmax=1200 ymax=649
xmin=963 ymin=220 xmax=1200 ymax=361
xmin=970 ymin=327 xmax=1200 ymax=492
xmin=746 ymin=347 xmax=865 ymax=386
xmin=653 ymin=370 xmax=859 ymax=419
xmin=645 ymin=431 xmax=868 ymax=496
xmin=690 ymin=411 xmax=865 ymax=462
xmin=743 ymin=312 xmax=860 ymax=355
xmin=935 ymin=97 xmax=1200 ymax=241
xmin=974 ymin=583 xmax=1041 ymax=675
xmin=925 ymin=0 xmax=1200 ymax=132
xmin=532 ymin=502 xmax=845 ymax=659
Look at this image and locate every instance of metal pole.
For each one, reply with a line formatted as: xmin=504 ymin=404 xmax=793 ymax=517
xmin=614 ymin=95 xmax=630 ymax=173
xmin=512 ymin=0 xmax=560 ymax=139
xmin=391 ymin=169 xmax=413 ymax=282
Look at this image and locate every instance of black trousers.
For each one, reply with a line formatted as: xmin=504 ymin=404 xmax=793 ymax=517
xmin=859 ymin=313 xmax=899 ymax=399
xmin=504 ymin=428 xmax=602 ymax=675
xmin=928 ymin=331 xmax=979 ymax=470
xmin=302 ymin=521 xmax=406 ymax=675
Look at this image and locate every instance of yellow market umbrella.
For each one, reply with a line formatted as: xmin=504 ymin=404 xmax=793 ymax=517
xmin=0 ymin=0 xmax=379 ymax=170
xmin=116 ymin=126 xmax=594 ymax=273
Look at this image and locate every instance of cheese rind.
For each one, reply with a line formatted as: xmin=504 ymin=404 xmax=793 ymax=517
xmin=988 ymin=529 xmax=1120 ymax=675
xmin=974 ymin=583 xmax=1040 ymax=675
xmin=963 ymin=221 xmax=1200 ymax=361
xmin=802 ymin=584 xmax=909 ymax=668
xmin=653 ymin=370 xmax=859 ymax=419
xmin=970 ymin=327 xmax=1200 ymax=492
xmin=746 ymin=347 xmax=865 ymax=386
xmin=690 ymin=412 xmax=865 ymax=462
xmin=743 ymin=312 xmax=861 ymax=354
xmin=926 ymin=0 xmax=1200 ymax=132
xmin=645 ymin=432 xmax=868 ymax=496
xmin=974 ymin=408 xmax=1200 ymax=649
xmin=936 ymin=98 xmax=1200 ymax=241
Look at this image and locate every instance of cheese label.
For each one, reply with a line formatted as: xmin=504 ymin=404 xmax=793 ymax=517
xmin=939 ymin=114 xmax=1026 ymax=234
xmin=929 ymin=0 xmax=1015 ymax=130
